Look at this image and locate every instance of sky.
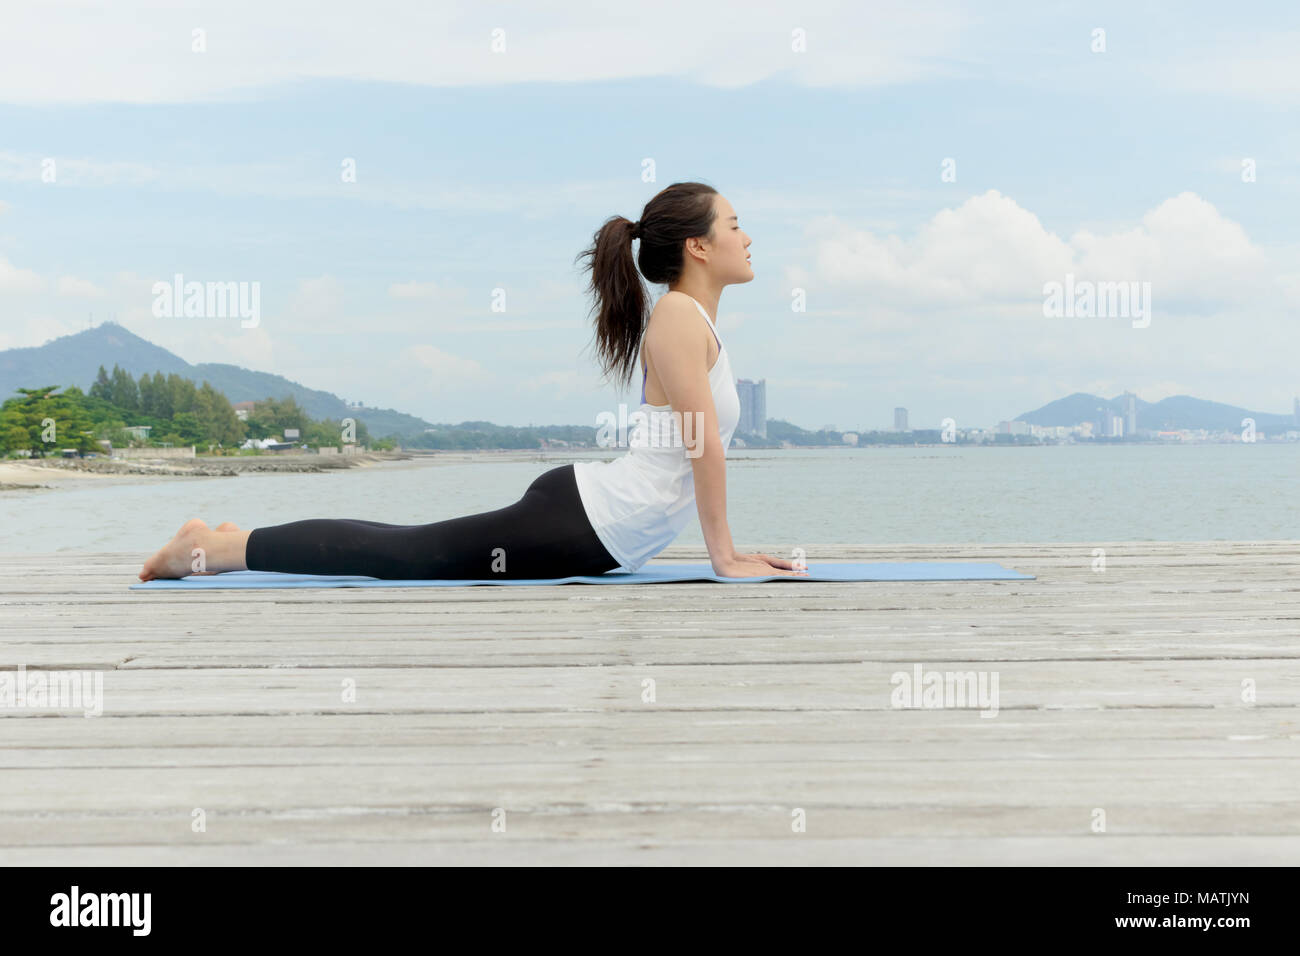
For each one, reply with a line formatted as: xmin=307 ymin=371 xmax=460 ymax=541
xmin=1 ymin=0 xmax=1297 ymax=431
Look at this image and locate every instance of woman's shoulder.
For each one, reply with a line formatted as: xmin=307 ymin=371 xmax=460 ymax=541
xmin=646 ymin=291 xmax=706 ymax=337
xmin=654 ymin=290 xmax=703 ymax=316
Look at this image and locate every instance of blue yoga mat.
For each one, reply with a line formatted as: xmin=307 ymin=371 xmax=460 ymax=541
xmin=131 ymin=562 xmax=1034 ymax=589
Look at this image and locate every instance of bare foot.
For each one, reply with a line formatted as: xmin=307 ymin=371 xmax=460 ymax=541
xmin=139 ymin=518 xmax=210 ymax=582
xmin=215 ymin=522 xmax=242 ymax=532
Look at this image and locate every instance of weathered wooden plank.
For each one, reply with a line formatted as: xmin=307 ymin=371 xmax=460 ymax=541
xmin=0 ymin=661 xmax=1292 ymax=715
xmin=1 ymin=803 xmax=1297 ymax=850
xmin=4 ymin=836 xmax=1297 ymax=866
xmin=0 ymin=758 xmax=1296 ymax=813
xmin=0 ymin=707 xmax=1291 ymax=744
xmin=2 ymin=736 xmax=1297 ymax=770
xmin=1 ymin=544 xmax=1298 ymax=865
xmin=5 ymin=632 xmax=1300 ymax=670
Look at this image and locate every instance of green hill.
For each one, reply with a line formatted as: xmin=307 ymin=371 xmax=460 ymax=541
xmin=0 ymin=323 xmax=433 ymax=439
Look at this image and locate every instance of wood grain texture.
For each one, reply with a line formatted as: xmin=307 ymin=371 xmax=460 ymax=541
xmin=1 ymin=542 xmax=1297 ymax=866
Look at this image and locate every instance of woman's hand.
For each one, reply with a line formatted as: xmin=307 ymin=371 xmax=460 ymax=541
xmin=711 ymin=552 xmax=810 ymax=578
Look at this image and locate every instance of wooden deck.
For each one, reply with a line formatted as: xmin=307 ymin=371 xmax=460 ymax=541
xmin=1 ymin=542 xmax=1297 ymax=865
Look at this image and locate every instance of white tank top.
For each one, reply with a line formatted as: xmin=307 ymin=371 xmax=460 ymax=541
xmin=574 ymin=294 xmax=742 ymax=572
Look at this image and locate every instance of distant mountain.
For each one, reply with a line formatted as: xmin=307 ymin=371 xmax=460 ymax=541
xmin=6 ymin=325 xmax=1293 ymax=437
xmin=0 ymin=323 xmax=433 ymax=438
xmin=1017 ymin=391 xmax=1296 ymax=431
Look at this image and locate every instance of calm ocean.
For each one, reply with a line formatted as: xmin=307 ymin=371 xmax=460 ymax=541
xmin=2 ymin=444 xmax=1297 ymax=554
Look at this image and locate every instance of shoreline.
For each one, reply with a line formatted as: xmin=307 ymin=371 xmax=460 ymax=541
xmin=0 ymin=448 xmax=605 ymax=493
xmin=5 ymin=440 xmax=1294 ymax=495
xmin=0 ymin=451 xmax=412 ymax=491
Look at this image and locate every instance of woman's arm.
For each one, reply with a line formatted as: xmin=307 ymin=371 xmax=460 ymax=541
xmin=645 ymin=297 xmax=806 ymax=578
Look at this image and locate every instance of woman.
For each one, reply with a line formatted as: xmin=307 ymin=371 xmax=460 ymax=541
xmin=138 ymin=182 xmax=807 ymax=581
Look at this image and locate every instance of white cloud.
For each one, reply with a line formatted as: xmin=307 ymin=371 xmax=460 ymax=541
xmin=1278 ymin=271 xmax=1300 ymax=302
xmin=56 ymin=275 xmax=107 ymax=297
xmin=802 ymin=190 xmax=1072 ymax=310
xmin=1071 ymin=192 xmax=1270 ymax=305
xmin=775 ymin=188 xmax=1300 ymax=426
xmin=12 ymin=3 xmax=1291 ymax=110
xmin=402 ymin=344 xmax=491 ymax=390
xmin=520 ymin=369 xmax=591 ymax=396
xmin=388 ymin=281 xmax=441 ymax=300
xmin=1148 ymin=33 xmax=1300 ymax=102
xmin=0 ymin=150 xmax=158 ymax=186
xmin=0 ymin=255 xmax=44 ymax=293
xmin=0 ymin=0 xmax=976 ymax=105
xmin=0 ymin=315 xmax=82 ymax=353
xmin=284 ymin=275 xmax=346 ymax=327
xmin=802 ymin=189 xmax=1291 ymax=314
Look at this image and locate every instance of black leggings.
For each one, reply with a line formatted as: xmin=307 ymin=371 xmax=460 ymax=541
xmin=244 ymin=464 xmax=620 ymax=579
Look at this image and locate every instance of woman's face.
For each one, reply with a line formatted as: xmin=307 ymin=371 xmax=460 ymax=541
xmin=709 ymin=194 xmax=754 ymax=285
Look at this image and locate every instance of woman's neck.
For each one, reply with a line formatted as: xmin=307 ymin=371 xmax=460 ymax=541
xmin=668 ymin=284 xmax=720 ymax=322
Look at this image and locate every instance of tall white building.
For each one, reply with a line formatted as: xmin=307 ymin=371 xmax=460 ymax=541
xmin=1123 ymin=391 xmax=1138 ymax=435
xmin=736 ymin=378 xmax=767 ymax=437
xmin=1105 ymin=410 xmax=1125 ymax=437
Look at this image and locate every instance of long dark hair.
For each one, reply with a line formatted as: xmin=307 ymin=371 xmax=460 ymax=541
xmin=576 ymin=181 xmax=719 ymax=389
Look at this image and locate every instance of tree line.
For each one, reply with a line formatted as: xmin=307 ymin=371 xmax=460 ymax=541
xmin=1 ymin=365 xmax=376 ymax=457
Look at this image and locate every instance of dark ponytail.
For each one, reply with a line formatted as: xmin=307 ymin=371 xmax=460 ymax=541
xmin=576 ymin=181 xmax=719 ymax=389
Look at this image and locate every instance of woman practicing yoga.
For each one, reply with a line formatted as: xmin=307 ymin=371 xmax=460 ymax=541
xmin=138 ymin=182 xmax=807 ymax=581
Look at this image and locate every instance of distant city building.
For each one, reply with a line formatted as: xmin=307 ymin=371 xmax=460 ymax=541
xmin=123 ymin=425 xmax=152 ymax=440
xmin=894 ymin=407 xmax=908 ymax=431
xmin=1092 ymin=406 xmax=1108 ymax=438
xmin=233 ymin=401 xmax=256 ymax=422
xmin=1028 ymin=424 xmax=1070 ymax=440
xmin=1123 ymin=391 xmax=1138 ymax=435
xmin=1294 ymin=396 xmax=1299 ymax=426
xmin=736 ymin=378 xmax=767 ymax=437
